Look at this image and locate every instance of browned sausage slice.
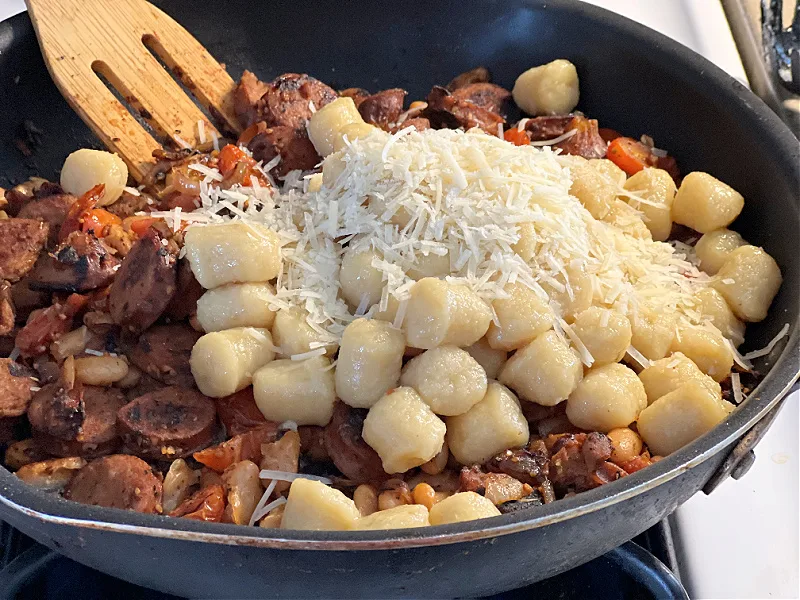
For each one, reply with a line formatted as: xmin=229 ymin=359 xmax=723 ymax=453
xmin=118 ymin=386 xmax=217 ymax=460
xmin=390 ymin=117 xmax=430 ymax=134
xmin=28 ymin=231 xmax=121 ymax=293
xmin=164 ymin=258 xmax=204 ymax=321
xmin=451 ymin=83 xmax=513 ymax=119
xmin=109 ymin=228 xmax=177 ymax=333
xmin=126 ymin=324 xmax=200 ymax=388
xmin=0 ymin=358 xmax=36 ymax=418
xmin=261 ymin=73 xmax=338 ymax=130
xmin=18 ymin=193 xmax=77 ymax=248
xmin=323 ymin=401 xmax=386 ymax=483
xmin=0 ymin=218 xmax=49 ymax=282
xmin=446 ymin=66 xmax=491 ymax=91
xmin=63 ymin=454 xmax=163 ymax=513
xmin=425 ymin=86 xmax=505 ymax=135
xmin=247 ymin=124 xmax=320 ymax=176
xmin=358 ymin=89 xmax=406 ymax=130
xmin=37 ymin=385 xmax=125 ymax=458
xmin=339 ymin=87 xmax=370 ymax=107
xmin=27 ymin=381 xmax=85 ymax=441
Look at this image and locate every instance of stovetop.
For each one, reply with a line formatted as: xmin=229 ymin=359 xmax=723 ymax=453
xmin=0 ymin=519 xmax=686 ymax=600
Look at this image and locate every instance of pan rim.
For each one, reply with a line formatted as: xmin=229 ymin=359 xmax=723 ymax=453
xmin=0 ymin=0 xmax=798 ymax=550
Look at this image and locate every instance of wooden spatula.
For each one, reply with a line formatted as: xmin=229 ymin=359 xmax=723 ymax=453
xmin=25 ymin=0 xmax=242 ymax=182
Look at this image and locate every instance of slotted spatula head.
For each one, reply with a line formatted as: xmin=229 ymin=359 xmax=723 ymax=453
xmin=25 ymin=0 xmax=242 ymax=182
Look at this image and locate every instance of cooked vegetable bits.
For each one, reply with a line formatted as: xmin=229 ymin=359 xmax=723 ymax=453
xmin=3 ymin=59 xmax=785 ymax=530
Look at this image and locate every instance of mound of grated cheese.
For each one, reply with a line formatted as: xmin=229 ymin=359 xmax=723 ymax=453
xmin=181 ymin=128 xmax=721 ymax=365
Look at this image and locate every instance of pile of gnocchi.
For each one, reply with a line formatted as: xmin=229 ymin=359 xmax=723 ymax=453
xmin=1 ymin=58 xmax=784 ymax=532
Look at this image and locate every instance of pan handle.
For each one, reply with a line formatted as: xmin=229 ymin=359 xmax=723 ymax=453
xmin=702 ymin=381 xmax=799 ymax=494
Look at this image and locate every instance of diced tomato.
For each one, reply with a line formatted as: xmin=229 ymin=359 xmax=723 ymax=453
xmin=619 ymin=454 xmax=653 ymax=474
xmin=193 ymin=424 xmax=278 ymax=473
xmin=81 ymin=208 xmax=122 ymax=237
xmin=606 ymin=137 xmax=651 ymax=176
xmin=127 ymin=216 xmax=159 ymax=237
xmin=169 ymin=484 xmax=226 ymax=522
xmin=15 ymin=293 xmax=88 ymax=357
xmin=504 ymin=127 xmax=531 ymax=146
xmin=217 ymin=144 xmax=249 ymax=176
xmin=59 ymin=184 xmax=105 ymax=242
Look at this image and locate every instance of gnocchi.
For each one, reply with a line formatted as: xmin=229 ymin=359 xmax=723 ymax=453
xmin=252 ymin=355 xmax=336 ymax=426
xmin=362 ymin=387 xmax=446 ymax=474
xmin=446 ymin=381 xmax=529 ymax=465
xmin=694 ymin=287 xmax=745 ymax=347
xmin=499 ymin=330 xmax=583 ymax=406
xmin=428 ymin=492 xmax=501 ymax=525
xmin=670 ymin=325 xmax=733 ymax=382
xmin=196 ymin=283 xmax=277 ymax=332
xmin=335 ymin=318 xmax=405 ymax=408
xmin=400 ymin=346 xmax=488 ymax=415
xmin=570 ymin=162 xmax=616 ymax=219
xmin=60 ymin=149 xmax=128 ymax=206
xmin=281 ymin=478 xmax=360 ymax=530
xmin=486 ymin=283 xmax=553 ymax=351
xmin=339 ymin=248 xmax=385 ymax=309
xmin=512 ymin=59 xmax=580 ymax=116
xmin=638 ymin=352 xmax=721 ymax=405
xmin=565 ymin=363 xmax=647 ymax=432
xmin=307 ymin=97 xmax=365 ymax=157
xmin=272 ymin=308 xmax=337 ymax=358
xmin=571 ymin=307 xmax=632 ymax=367
xmin=672 ymin=172 xmax=744 ymax=233
xmin=404 ymin=278 xmax=493 ymax=349
xmin=712 ymin=245 xmax=782 ymax=322
xmin=185 ymin=223 xmax=282 ymax=289
xmin=356 ymin=504 xmax=430 ymax=530
xmin=695 ymin=228 xmax=746 ymax=275
xmin=637 ymin=380 xmax=734 ymax=456
xmin=622 ymin=168 xmax=677 ymax=242
xmin=190 ymin=327 xmax=276 ymax=397
xmin=464 ymin=337 xmax=508 ymax=380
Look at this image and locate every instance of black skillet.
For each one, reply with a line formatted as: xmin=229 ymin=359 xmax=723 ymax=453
xmin=0 ymin=1 xmax=798 ymax=597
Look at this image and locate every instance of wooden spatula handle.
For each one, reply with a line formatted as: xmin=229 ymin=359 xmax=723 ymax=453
xmin=26 ymin=0 xmax=240 ymax=182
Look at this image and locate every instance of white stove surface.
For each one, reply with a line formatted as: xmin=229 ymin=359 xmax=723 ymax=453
xmin=0 ymin=0 xmax=797 ymax=598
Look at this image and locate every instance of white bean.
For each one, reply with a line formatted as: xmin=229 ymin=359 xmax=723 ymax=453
xmin=60 ymin=149 xmax=128 ymax=206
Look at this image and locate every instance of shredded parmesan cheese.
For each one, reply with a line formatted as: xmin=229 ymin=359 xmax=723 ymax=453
xmin=258 ymin=470 xmax=332 ymax=484
xmin=184 ymin=128 xmax=715 ymax=358
xmin=743 ymin=323 xmax=790 ymax=360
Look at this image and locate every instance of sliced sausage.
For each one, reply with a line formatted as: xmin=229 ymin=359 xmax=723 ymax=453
xmin=63 ymin=454 xmax=162 ymax=513
xmin=214 ymin=387 xmax=269 ymax=436
xmin=164 ymin=258 xmax=204 ymax=321
xmin=0 ymin=218 xmax=49 ymax=282
xmin=259 ymin=73 xmax=338 ymax=130
xmin=126 ymin=324 xmax=200 ymax=388
xmin=446 ymin=66 xmax=491 ymax=91
xmin=234 ymin=70 xmax=271 ymax=129
xmin=425 ymin=86 xmax=504 ymax=135
xmin=323 ymin=401 xmax=386 ymax=483
xmin=109 ymin=228 xmax=178 ymax=333
xmin=451 ymin=83 xmax=513 ymax=120
xmin=18 ymin=193 xmax=77 ymax=248
xmin=390 ymin=117 xmax=430 ymax=134
xmin=28 ymin=231 xmax=121 ymax=293
xmin=0 ymin=358 xmax=36 ymax=417
xmin=117 ymin=386 xmax=217 ymax=460
xmin=0 ymin=281 xmax=14 ymax=336
xmin=37 ymin=385 xmax=125 ymax=458
xmin=27 ymin=381 xmax=85 ymax=441
xmin=339 ymin=87 xmax=370 ymax=107
xmin=247 ymin=124 xmax=320 ymax=175
xmin=358 ymin=89 xmax=406 ymax=130
xmin=523 ymin=115 xmax=607 ymax=159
